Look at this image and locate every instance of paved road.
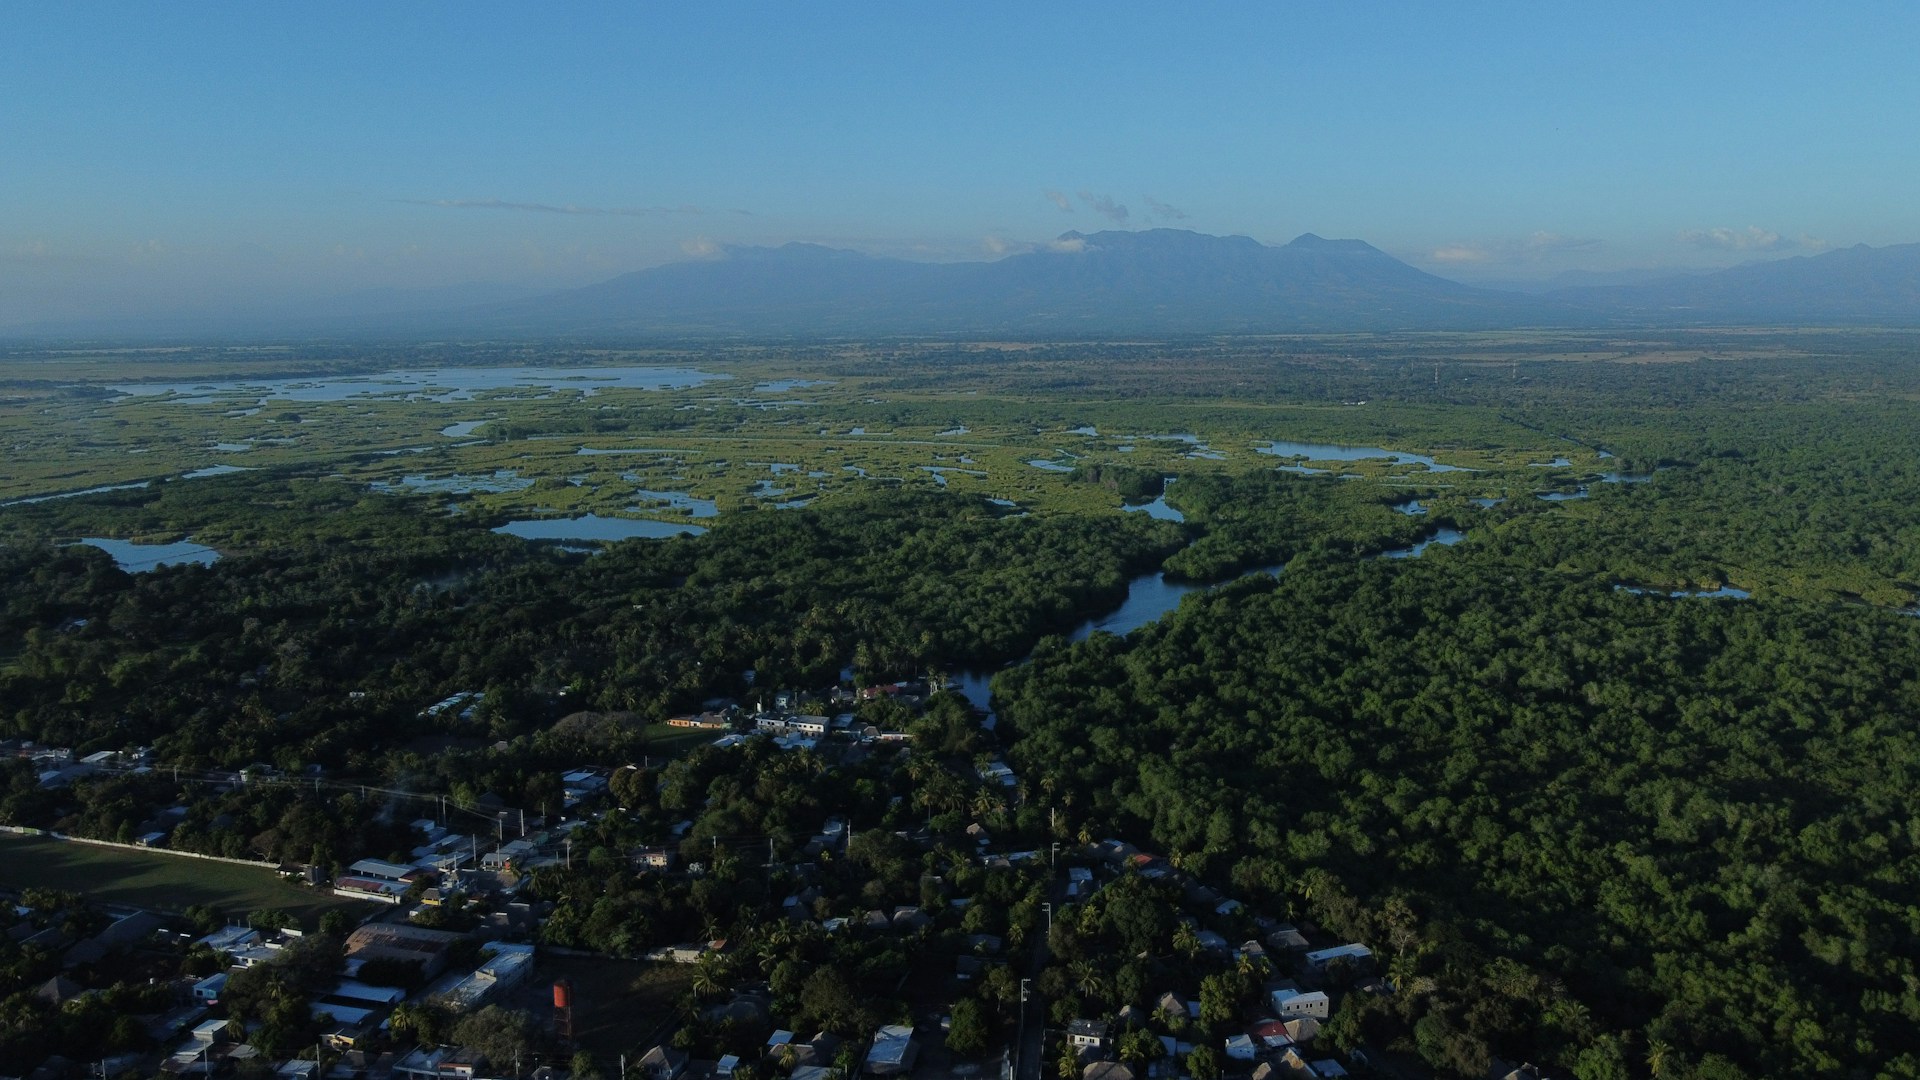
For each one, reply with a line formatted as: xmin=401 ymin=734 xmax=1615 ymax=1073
xmin=1015 ymin=879 xmax=1062 ymax=1080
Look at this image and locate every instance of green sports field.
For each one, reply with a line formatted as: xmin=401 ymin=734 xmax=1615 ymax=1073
xmin=0 ymin=835 xmax=373 ymax=928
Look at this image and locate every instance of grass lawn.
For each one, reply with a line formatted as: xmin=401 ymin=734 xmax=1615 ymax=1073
xmin=0 ymin=834 xmax=373 ymax=928
xmin=641 ymin=723 xmax=723 ymax=760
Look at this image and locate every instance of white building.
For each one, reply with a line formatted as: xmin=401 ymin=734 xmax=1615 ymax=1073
xmin=1271 ymin=988 xmax=1330 ymax=1019
xmin=1303 ymin=943 xmax=1372 ymax=970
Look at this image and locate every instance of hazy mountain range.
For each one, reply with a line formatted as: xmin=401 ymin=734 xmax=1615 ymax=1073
xmin=14 ymin=229 xmax=1920 ymax=339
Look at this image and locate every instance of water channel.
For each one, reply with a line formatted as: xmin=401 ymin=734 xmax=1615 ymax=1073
xmin=492 ymin=515 xmax=707 ymax=543
xmin=110 ymin=365 xmax=725 ymax=404
xmin=77 ymin=537 xmax=221 ymax=572
xmin=949 ymin=520 xmax=1468 ymax=722
xmin=1258 ymin=440 xmax=1475 ymax=473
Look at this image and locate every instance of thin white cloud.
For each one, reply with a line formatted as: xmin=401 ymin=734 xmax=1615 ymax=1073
xmin=1429 ymin=231 xmax=1601 ymax=265
xmin=1076 ymin=191 xmax=1129 ymax=224
xmin=1522 ymin=231 xmax=1600 ymax=254
xmin=981 ymin=234 xmax=1088 ymax=256
xmin=679 ymin=237 xmax=724 ymax=258
xmin=403 ymin=198 xmax=747 ymax=217
xmin=1677 ymin=225 xmax=1796 ymax=251
xmin=1142 ymin=196 xmax=1188 ymax=222
xmin=1044 ymin=190 xmax=1074 ymax=212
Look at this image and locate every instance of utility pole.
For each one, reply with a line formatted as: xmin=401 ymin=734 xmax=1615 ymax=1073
xmin=1017 ymin=978 xmax=1031 ymax=1080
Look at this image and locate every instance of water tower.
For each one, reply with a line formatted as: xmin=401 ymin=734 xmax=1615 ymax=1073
xmin=553 ymin=978 xmax=574 ymax=1046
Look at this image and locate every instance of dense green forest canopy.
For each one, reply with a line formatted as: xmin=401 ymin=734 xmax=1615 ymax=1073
xmin=996 ymin=547 xmax=1920 ymax=1077
xmin=4 ymin=335 xmax=1920 ymax=1077
xmin=0 ymin=477 xmax=1180 ymax=768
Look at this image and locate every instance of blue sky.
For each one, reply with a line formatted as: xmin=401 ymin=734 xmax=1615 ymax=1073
xmin=4 ymin=2 xmax=1917 ymax=323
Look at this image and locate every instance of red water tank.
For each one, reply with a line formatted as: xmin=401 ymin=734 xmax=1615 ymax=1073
xmin=553 ymin=979 xmax=572 ymax=1009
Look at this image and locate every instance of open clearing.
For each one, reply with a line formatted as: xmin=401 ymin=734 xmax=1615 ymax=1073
xmin=0 ymin=834 xmax=372 ymax=927
xmin=503 ymin=954 xmax=696 ymax=1060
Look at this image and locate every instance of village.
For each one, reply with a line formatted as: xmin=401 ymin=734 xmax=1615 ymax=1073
xmin=0 ymin=680 xmax=1459 ymax=1080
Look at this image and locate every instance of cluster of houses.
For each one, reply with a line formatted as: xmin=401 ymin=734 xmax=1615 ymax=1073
xmin=623 ymin=830 xmax=1377 ymax=1080
xmin=691 ymin=708 xmax=909 ymax=756
xmin=2 ymin=675 xmax=1407 ymax=1080
xmin=1 ymin=739 xmax=157 ymax=791
xmin=181 ymin=922 xmax=537 ymax=1054
xmin=1060 ymin=840 xmax=1381 ymax=1080
xmin=668 ymin=681 xmax=959 ymax=757
xmin=330 ymin=810 xmax=595 ymax=904
xmin=631 ymin=1023 xmax=918 ymax=1080
xmin=1 ymin=890 xmax=537 ymax=1080
xmin=1063 ymin=945 xmax=1369 ymax=1080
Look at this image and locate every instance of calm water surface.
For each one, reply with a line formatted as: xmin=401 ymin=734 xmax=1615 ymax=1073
xmin=112 ymin=366 xmax=725 ymax=404
xmin=492 ymin=515 xmax=705 ymax=543
xmin=79 ymin=537 xmax=220 ymax=572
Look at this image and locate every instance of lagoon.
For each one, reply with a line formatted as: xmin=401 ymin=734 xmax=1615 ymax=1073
xmin=492 ymin=515 xmax=705 ymax=543
xmin=79 ymin=537 xmax=220 ymax=572
xmin=370 ymin=470 xmax=533 ymax=495
xmin=1 ymin=481 xmax=153 ymax=508
xmin=112 ymin=365 xmax=726 ymax=404
xmin=1619 ymin=584 xmax=1751 ymax=600
xmin=1122 ymin=492 xmax=1185 ymax=522
xmin=1259 ymin=440 xmax=1473 ymax=473
xmin=951 ymin=560 xmax=1284 ymax=721
xmin=1381 ymin=527 xmax=1467 ymax=560
xmin=631 ymin=489 xmax=720 ymax=518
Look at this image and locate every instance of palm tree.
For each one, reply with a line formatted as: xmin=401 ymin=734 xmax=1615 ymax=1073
xmin=971 ymin=789 xmax=1003 ymax=820
xmin=1071 ymin=959 xmax=1108 ymax=1003
xmin=1545 ymin=998 xmax=1593 ymax=1039
xmin=1386 ymin=952 xmax=1418 ymax=993
xmin=1236 ymin=953 xmax=1271 ymax=980
xmin=691 ymin=955 xmax=727 ymax=999
xmin=1646 ymin=1039 xmax=1673 ymax=1079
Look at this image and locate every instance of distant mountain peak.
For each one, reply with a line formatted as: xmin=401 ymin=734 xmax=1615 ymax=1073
xmin=1285 ymin=233 xmax=1379 ymax=253
xmin=725 ymin=241 xmax=874 ymax=263
xmin=1066 ymin=228 xmax=1264 ymax=251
